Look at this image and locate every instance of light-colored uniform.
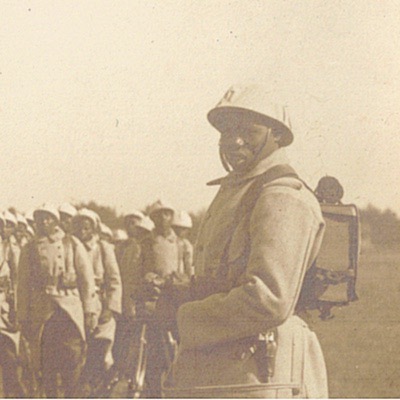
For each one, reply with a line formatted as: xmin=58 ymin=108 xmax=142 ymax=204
xmin=142 ymin=230 xmax=182 ymax=278
xmin=119 ymin=238 xmax=142 ymax=318
xmin=177 ymin=237 xmax=193 ymax=277
xmin=167 ymin=149 xmax=328 ymax=398
xmin=3 ymin=235 xmax=21 ymax=287
xmin=0 ymin=238 xmax=20 ymax=349
xmin=83 ymin=236 xmax=122 ymax=368
xmin=17 ymin=227 xmax=97 ymax=372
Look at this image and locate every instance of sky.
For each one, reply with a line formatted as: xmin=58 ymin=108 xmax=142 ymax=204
xmin=1 ymin=0 xmax=400 ymax=216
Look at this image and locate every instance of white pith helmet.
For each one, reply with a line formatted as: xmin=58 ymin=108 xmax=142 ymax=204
xmin=124 ymin=210 xmax=145 ymax=223
xmin=59 ymin=203 xmax=78 ymax=218
xmin=25 ymin=209 xmax=35 ymax=224
xmin=148 ymin=200 xmax=175 ymax=217
xmin=33 ymin=204 xmax=60 ymax=222
xmin=136 ymin=216 xmax=155 ymax=232
xmin=172 ymin=210 xmax=192 ymax=229
xmin=207 ymin=84 xmax=293 ymax=147
xmin=16 ymin=213 xmax=28 ymax=227
xmin=113 ymin=229 xmax=128 ymax=242
xmin=100 ymin=222 xmax=113 ymax=238
xmin=75 ymin=208 xmax=100 ymax=228
xmin=3 ymin=211 xmax=18 ymax=226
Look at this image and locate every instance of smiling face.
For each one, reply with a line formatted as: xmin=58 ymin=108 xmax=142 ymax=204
xmin=217 ymin=114 xmax=282 ymax=172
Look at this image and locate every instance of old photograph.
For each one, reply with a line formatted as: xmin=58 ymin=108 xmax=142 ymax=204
xmin=1 ymin=0 xmax=399 ymax=398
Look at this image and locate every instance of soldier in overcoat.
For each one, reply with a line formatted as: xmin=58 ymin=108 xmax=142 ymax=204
xmin=172 ymin=210 xmax=194 ymax=277
xmin=0 ymin=214 xmax=25 ymax=397
xmin=73 ymin=208 xmax=122 ymax=391
xmin=163 ymin=84 xmax=328 ymax=398
xmin=17 ymin=204 xmax=98 ymax=397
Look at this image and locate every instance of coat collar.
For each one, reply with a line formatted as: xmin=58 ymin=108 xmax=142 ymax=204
xmin=207 ymin=148 xmax=290 ymax=186
xmin=83 ymin=234 xmax=99 ymax=251
xmin=37 ymin=226 xmax=65 ymax=243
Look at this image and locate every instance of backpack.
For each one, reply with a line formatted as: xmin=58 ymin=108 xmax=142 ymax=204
xmin=218 ymin=165 xmax=360 ymax=320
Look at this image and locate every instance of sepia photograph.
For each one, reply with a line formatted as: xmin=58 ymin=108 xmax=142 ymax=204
xmin=1 ymin=0 xmax=399 ymax=398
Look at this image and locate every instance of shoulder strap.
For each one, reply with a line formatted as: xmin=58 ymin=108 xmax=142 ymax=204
xmin=217 ymin=165 xmax=299 ymax=280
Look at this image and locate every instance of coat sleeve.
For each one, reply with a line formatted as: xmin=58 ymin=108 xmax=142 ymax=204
xmin=101 ymin=241 xmax=122 ymax=314
xmin=73 ymin=237 xmax=97 ymax=315
xmin=177 ymin=187 xmax=324 ymax=350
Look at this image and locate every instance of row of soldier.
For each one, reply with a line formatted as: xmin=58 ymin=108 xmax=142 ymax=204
xmin=0 ymin=200 xmax=193 ymax=397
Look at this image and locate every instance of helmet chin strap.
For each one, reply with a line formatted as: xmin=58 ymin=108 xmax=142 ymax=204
xmin=219 ymin=147 xmax=232 ymax=172
xmin=218 ymin=128 xmax=271 ymax=173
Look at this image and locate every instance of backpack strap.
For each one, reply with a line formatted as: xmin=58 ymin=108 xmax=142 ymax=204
xmin=217 ymin=164 xmax=299 ymax=281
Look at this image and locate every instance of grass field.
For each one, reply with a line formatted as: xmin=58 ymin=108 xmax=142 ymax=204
xmin=311 ymin=249 xmax=400 ymax=398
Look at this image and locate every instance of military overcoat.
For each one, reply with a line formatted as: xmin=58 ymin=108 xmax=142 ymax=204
xmin=17 ymin=228 xmax=97 ymax=371
xmin=165 ymin=149 xmax=328 ymax=398
xmin=83 ymin=237 xmax=122 ymax=367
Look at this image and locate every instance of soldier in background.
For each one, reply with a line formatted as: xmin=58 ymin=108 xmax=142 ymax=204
xmin=113 ymin=213 xmax=155 ymax=375
xmin=114 ymin=211 xmax=144 ymax=266
xmin=141 ymin=200 xmax=182 ymax=279
xmin=15 ymin=213 xmax=29 ymax=248
xmin=113 ymin=229 xmax=129 ymax=264
xmin=2 ymin=212 xmax=21 ymax=289
xmin=0 ymin=213 xmax=25 ymax=397
xmin=24 ymin=209 xmax=36 ymax=233
xmin=99 ymin=223 xmax=114 ymax=244
xmin=17 ymin=204 xmax=97 ymax=398
xmin=172 ymin=210 xmax=194 ymax=277
xmin=59 ymin=203 xmax=78 ymax=235
xmin=25 ymin=225 xmax=35 ymax=242
xmin=136 ymin=201 xmax=185 ymax=397
xmin=73 ymin=208 xmax=122 ymax=394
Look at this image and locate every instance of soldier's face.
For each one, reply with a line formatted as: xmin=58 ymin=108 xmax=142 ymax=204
xmin=3 ymin=221 xmax=15 ymax=239
xmin=60 ymin=212 xmax=73 ymax=234
xmin=15 ymin=223 xmax=27 ymax=240
xmin=76 ymin=218 xmax=95 ymax=242
xmin=125 ymin=216 xmax=141 ymax=237
xmin=35 ymin=212 xmax=58 ymax=236
xmin=151 ymin=209 xmax=174 ymax=231
xmin=219 ymin=122 xmax=277 ymax=172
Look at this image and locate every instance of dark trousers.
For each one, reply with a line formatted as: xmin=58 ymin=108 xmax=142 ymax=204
xmin=41 ymin=308 xmax=85 ymax=398
xmin=0 ymin=334 xmax=25 ymax=397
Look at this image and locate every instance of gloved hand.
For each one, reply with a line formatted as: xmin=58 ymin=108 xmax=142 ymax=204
xmin=99 ymin=308 xmax=114 ymax=324
xmin=84 ymin=312 xmax=98 ymax=334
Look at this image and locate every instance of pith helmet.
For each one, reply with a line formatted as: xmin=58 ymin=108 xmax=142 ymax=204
xmin=27 ymin=225 xmax=35 ymax=237
xmin=136 ymin=216 xmax=155 ymax=232
xmin=3 ymin=211 xmax=18 ymax=226
xmin=113 ymin=229 xmax=128 ymax=242
xmin=25 ymin=209 xmax=35 ymax=224
xmin=207 ymin=84 xmax=293 ymax=147
xmin=33 ymin=204 xmax=60 ymax=222
xmin=59 ymin=203 xmax=78 ymax=218
xmin=172 ymin=210 xmax=192 ymax=229
xmin=75 ymin=208 xmax=100 ymax=228
xmin=124 ymin=210 xmax=145 ymax=222
xmin=148 ymin=200 xmax=174 ymax=217
xmin=99 ymin=222 xmax=113 ymax=237
xmin=16 ymin=213 xmax=28 ymax=227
